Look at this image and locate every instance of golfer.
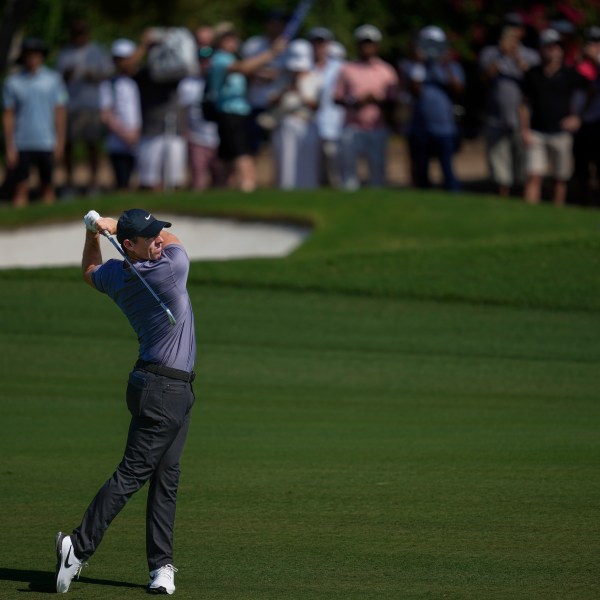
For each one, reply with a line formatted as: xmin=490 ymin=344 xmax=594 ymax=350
xmin=55 ymin=208 xmax=196 ymax=595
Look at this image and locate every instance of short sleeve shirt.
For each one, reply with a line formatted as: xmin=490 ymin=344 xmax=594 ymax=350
xmin=334 ymin=57 xmax=399 ymax=130
xmin=91 ymin=244 xmax=196 ymax=372
xmin=2 ymin=66 xmax=68 ymax=151
xmin=521 ymin=65 xmax=587 ymax=133
xmin=98 ymin=75 xmax=142 ymax=154
xmin=209 ymin=50 xmax=251 ymax=115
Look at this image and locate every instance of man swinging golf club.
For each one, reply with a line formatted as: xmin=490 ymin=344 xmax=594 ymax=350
xmin=55 ymin=208 xmax=196 ymax=594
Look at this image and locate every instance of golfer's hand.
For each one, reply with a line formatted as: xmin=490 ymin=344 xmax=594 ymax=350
xmin=84 ymin=210 xmax=101 ymax=233
xmin=96 ymin=217 xmax=118 ymax=236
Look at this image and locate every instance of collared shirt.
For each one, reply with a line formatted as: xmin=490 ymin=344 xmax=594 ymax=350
xmin=2 ymin=66 xmax=68 ymax=151
xmin=92 ymin=244 xmax=196 ymax=372
xmin=334 ymin=57 xmax=399 ymax=130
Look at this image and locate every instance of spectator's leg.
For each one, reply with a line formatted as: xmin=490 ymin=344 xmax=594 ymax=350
xmin=339 ymin=127 xmax=359 ymax=190
xmin=12 ymin=151 xmax=31 ymax=208
xmin=524 ymin=131 xmax=546 ymax=204
xmin=409 ymin=133 xmax=431 ymax=189
xmin=37 ymin=150 xmax=56 ymax=204
xmin=550 ymin=132 xmax=573 ymax=207
xmin=437 ymin=134 xmax=461 ymax=192
xmin=365 ymin=128 xmax=388 ymax=187
xmin=234 ymin=155 xmax=257 ymax=192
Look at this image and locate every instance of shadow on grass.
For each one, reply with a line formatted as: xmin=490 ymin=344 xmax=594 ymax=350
xmin=0 ymin=567 xmax=146 ymax=593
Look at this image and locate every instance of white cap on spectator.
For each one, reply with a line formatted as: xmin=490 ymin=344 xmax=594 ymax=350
xmin=286 ymin=39 xmax=313 ymax=72
xmin=419 ymin=25 xmax=447 ymax=43
xmin=111 ymin=38 xmax=136 ymax=58
xmin=539 ymin=28 xmax=561 ymax=46
xmin=327 ymin=41 xmax=346 ymax=60
xmin=354 ymin=24 xmax=382 ymax=43
xmin=308 ymin=27 xmax=334 ymax=41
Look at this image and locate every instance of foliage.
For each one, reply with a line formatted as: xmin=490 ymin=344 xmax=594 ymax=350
xmin=11 ymin=0 xmax=600 ymax=64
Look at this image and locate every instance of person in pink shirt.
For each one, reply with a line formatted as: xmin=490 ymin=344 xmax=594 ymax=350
xmin=334 ymin=24 xmax=399 ymax=190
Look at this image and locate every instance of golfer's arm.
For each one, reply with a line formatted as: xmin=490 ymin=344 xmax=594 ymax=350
xmin=82 ymin=231 xmax=102 ymax=288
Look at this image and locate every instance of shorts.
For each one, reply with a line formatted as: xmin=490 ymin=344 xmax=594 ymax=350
xmin=13 ymin=150 xmax=54 ymax=185
xmin=216 ymin=113 xmax=252 ymax=160
xmin=483 ymin=125 xmax=524 ymax=187
xmin=137 ymin=135 xmax=187 ymax=188
xmin=526 ymin=130 xmax=573 ymax=181
xmin=67 ymin=109 xmax=104 ymax=143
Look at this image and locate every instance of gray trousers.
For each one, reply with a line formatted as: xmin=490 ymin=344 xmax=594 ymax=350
xmin=71 ymin=369 xmax=195 ymax=571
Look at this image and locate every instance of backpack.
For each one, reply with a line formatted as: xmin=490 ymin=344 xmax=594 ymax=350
xmin=147 ymin=28 xmax=198 ymax=83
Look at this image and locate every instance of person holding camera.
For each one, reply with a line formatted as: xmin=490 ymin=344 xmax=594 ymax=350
xmin=405 ymin=25 xmax=465 ymax=192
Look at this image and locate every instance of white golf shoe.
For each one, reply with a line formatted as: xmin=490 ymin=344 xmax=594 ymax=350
xmin=55 ymin=532 xmax=86 ymax=593
xmin=148 ymin=564 xmax=178 ymax=594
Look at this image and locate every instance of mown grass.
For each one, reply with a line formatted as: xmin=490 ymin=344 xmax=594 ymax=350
xmin=0 ymin=189 xmax=598 ymax=599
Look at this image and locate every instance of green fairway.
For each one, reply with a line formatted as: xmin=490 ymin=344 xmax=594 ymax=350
xmin=0 ymin=190 xmax=599 ymax=599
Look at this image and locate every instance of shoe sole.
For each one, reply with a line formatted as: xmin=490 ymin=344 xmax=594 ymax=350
xmin=55 ymin=532 xmax=65 ymax=593
xmin=147 ymin=585 xmax=173 ymax=594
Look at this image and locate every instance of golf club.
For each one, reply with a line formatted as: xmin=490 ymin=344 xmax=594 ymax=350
xmin=101 ymin=230 xmax=177 ymax=326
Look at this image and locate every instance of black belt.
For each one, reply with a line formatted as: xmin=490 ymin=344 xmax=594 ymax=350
xmin=135 ymin=360 xmax=195 ymax=383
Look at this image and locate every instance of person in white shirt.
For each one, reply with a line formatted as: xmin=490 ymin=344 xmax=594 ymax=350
xmin=271 ymin=39 xmax=322 ymax=189
xmin=310 ymin=29 xmax=347 ymax=187
xmin=98 ymin=39 xmax=142 ymax=190
xmin=177 ymin=41 xmax=221 ymax=190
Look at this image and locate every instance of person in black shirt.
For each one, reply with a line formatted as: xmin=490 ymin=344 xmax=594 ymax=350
xmin=519 ymin=28 xmax=588 ymax=205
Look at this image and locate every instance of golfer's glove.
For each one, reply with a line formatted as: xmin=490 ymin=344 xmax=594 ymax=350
xmin=83 ymin=210 xmax=101 ymax=233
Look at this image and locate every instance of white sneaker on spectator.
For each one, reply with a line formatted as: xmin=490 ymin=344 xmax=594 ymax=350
xmin=55 ymin=532 xmax=86 ymax=593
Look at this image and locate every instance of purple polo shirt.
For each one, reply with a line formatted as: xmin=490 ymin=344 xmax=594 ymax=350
xmin=92 ymin=244 xmax=196 ymax=372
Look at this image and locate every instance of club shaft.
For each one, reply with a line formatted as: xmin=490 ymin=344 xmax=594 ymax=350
xmin=102 ymin=231 xmax=177 ymax=326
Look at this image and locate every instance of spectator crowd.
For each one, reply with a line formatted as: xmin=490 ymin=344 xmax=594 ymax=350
xmin=3 ymin=9 xmax=600 ymax=208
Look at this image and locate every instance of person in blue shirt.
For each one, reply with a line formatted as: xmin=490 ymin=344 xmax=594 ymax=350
xmin=405 ymin=26 xmax=465 ymax=192
xmin=2 ymin=38 xmax=68 ymax=207
xmin=207 ymin=22 xmax=286 ymax=191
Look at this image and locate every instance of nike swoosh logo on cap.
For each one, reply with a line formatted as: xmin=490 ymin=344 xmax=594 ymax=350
xmin=145 ymin=215 xmax=151 ymax=220
xmin=65 ymin=547 xmax=73 ymax=569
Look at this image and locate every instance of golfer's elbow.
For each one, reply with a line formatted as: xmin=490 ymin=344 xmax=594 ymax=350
xmin=82 ymin=265 xmax=97 ymax=289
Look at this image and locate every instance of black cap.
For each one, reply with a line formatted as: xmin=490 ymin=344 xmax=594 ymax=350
xmin=585 ymin=26 xmax=600 ymax=43
xmin=116 ymin=209 xmax=171 ymax=244
xmin=17 ymin=37 xmax=49 ymax=63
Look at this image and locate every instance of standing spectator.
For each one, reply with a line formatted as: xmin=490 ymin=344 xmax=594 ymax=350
xmin=56 ymin=20 xmax=112 ymax=196
xmin=241 ymin=9 xmax=289 ymax=154
xmin=520 ymin=28 xmax=587 ymax=205
xmin=479 ymin=22 xmax=540 ymax=196
xmin=121 ymin=29 xmax=188 ymax=192
xmin=207 ymin=23 xmax=287 ymax=192
xmin=98 ymin=39 xmax=142 ymax=190
xmin=177 ymin=39 xmax=221 ymax=190
xmin=334 ymin=25 xmax=399 ymax=190
xmin=571 ymin=26 xmax=600 ymax=207
xmin=405 ymin=26 xmax=465 ymax=192
xmin=2 ymin=38 xmax=67 ymax=207
xmin=310 ymin=29 xmax=347 ymax=187
xmin=270 ymin=39 xmax=322 ymax=189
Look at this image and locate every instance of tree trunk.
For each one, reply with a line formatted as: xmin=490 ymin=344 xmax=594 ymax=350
xmin=0 ymin=0 xmax=39 ymax=75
